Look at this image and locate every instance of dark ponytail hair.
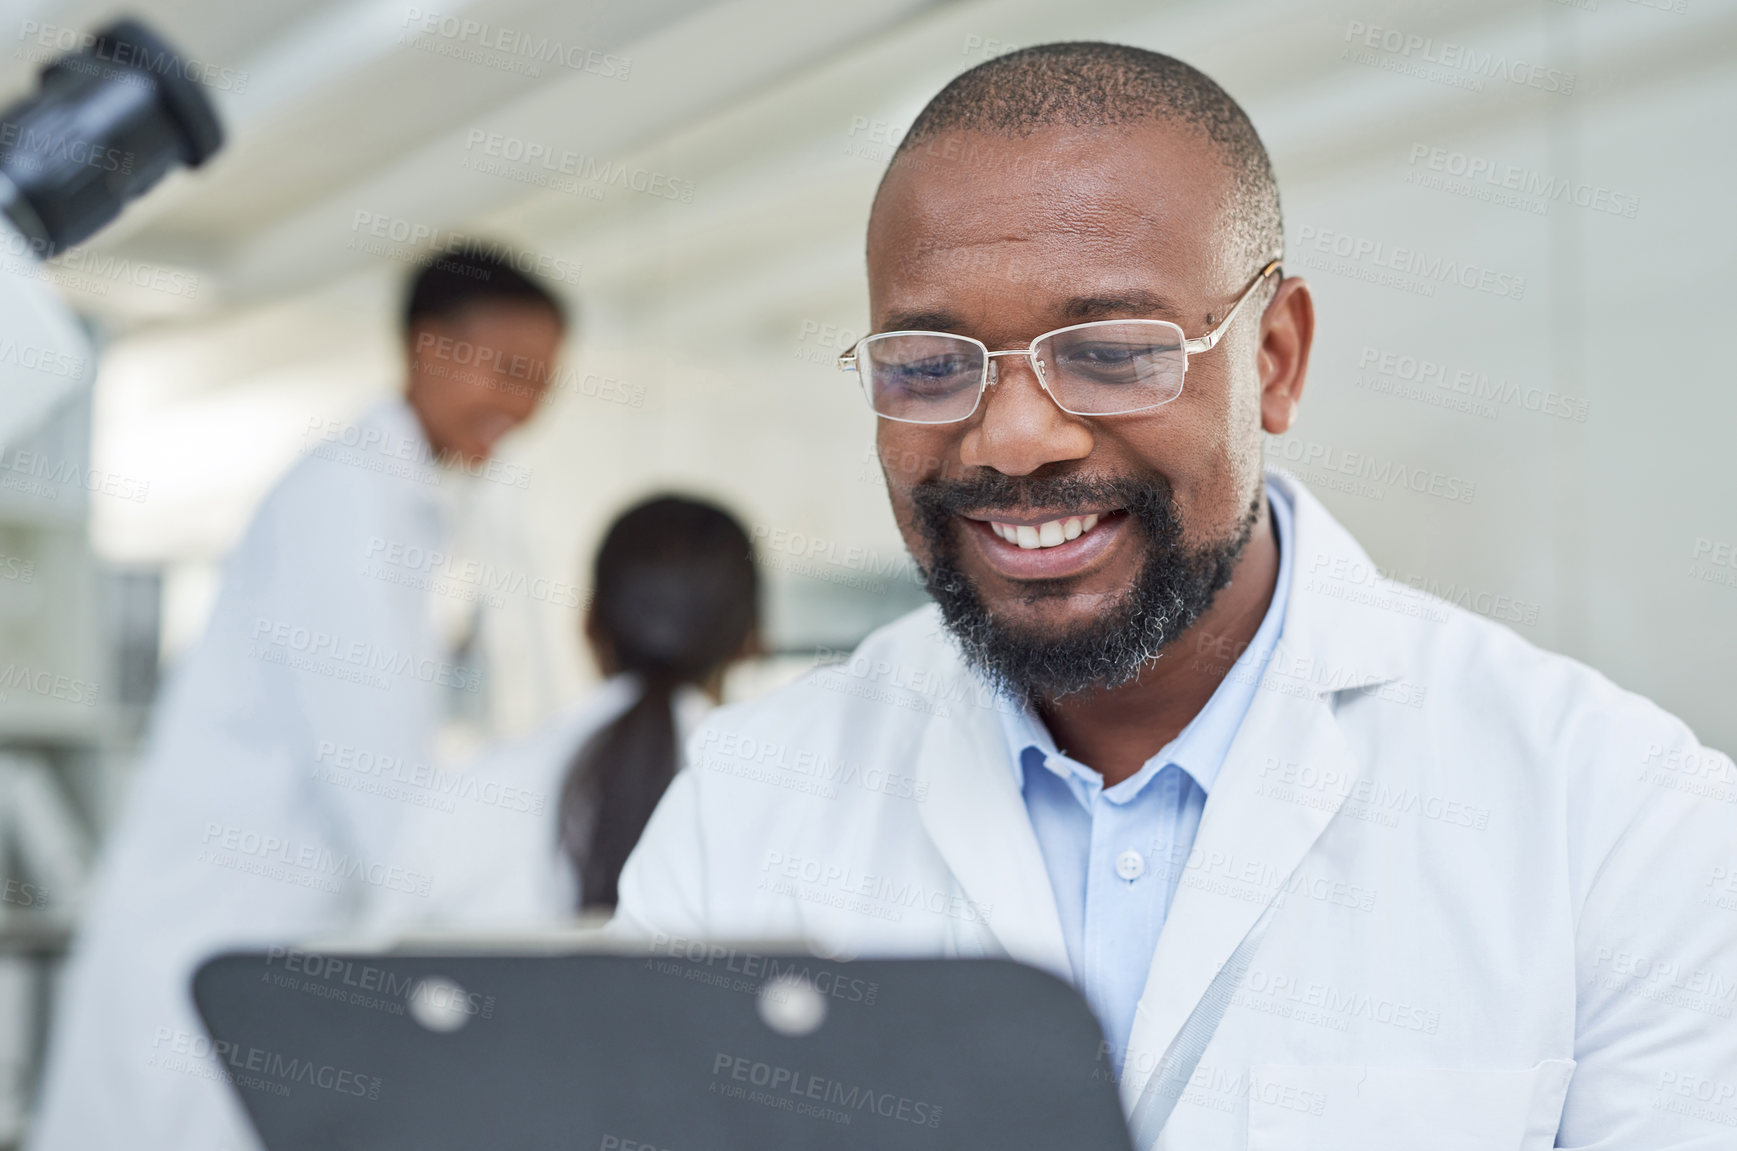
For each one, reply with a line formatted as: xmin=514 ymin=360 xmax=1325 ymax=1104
xmin=559 ymin=495 xmax=758 ymax=910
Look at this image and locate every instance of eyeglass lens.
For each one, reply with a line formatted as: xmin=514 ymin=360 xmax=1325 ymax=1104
xmin=859 ymin=321 xmax=1187 ymax=423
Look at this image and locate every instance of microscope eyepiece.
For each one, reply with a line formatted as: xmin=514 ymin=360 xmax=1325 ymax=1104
xmin=0 ymin=18 xmax=223 ymax=258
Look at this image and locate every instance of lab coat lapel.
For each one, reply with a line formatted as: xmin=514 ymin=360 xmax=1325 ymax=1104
xmin=914 ymin=694 xmax=1071 ymax=977
xmin=1118 ymin=683 xmax=1363 ymax=1106
xmin=1118 ymin=471 xmax=1409 ymax=1108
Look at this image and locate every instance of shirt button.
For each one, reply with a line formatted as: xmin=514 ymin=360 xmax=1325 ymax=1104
xmin=1115 ymin=850 xmax=1145 ymax=881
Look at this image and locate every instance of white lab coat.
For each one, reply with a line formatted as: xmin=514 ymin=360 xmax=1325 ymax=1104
xmin=30 ymin=399 xmax=551 ymax=1151
xmin=368 ymin=675 xmax=714 ymax=934
xmin=615 ymin=470 xmax=1737 ymax=1150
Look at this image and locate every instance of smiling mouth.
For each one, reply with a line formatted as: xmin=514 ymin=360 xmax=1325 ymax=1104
xmin=987 ymin=513 xmax=1101 ymax=550
xmin=968 ymin=507 xmax=1126 ymax=548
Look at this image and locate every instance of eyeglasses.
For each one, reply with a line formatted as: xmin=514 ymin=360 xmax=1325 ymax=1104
xmin=838 ymin=259 xmax=1282 ymax=424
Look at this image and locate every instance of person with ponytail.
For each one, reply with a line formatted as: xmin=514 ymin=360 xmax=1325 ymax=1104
xmin=367 ymin=494 xmax=758 ymax=931
xmin=560 ymin=496 xmax=759 ymax=910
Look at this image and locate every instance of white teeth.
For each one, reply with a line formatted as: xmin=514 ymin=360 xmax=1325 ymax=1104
xmin=989 ymin=513 xmax=1107 ymax=550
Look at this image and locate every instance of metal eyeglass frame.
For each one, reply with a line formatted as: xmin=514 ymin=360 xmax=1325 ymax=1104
xmin=837 ymin=258 xmax=1283 ymax=424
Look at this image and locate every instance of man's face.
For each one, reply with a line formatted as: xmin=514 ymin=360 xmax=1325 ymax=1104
xmin=406 ymin=301 xmax=565 ymax=463
xmin=866 ymin=122 xmax=1282 ymax=700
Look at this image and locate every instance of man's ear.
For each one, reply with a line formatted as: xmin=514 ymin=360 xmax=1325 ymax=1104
xmin=1257 ymin=276 xmax=1314 ymax=436
xmin=405 ymin=320 xmax=444 ymax=373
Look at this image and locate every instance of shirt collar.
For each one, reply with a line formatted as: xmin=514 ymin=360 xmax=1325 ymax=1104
xmin=1002 ymin=482 xmax=1295 ymax=802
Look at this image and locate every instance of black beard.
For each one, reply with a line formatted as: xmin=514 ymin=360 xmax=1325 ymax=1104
xmin=910 ymin=471 xmax=1258 ymax=705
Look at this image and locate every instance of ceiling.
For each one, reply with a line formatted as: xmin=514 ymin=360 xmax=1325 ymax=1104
xmin=3 ymin=0 xmax=1729 ymax=339
xmin=2 ymin=0 xmax=949 ymax=322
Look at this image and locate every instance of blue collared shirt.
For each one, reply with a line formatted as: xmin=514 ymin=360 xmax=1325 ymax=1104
xmin=999 ymin=484 xmax=1294 ymax=1069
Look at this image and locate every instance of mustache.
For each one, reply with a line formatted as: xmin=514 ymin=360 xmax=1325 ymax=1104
xmin=909 ymin=471 xmax=1174 ymax=522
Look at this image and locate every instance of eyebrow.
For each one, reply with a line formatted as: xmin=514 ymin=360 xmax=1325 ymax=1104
xmin=879 ymin=309 xmax=962 ymax=333
xmin=877 ymin=291 xmax=1187 ymax=338
xmin=1062 ymin=291 xmax=1185 ymax=322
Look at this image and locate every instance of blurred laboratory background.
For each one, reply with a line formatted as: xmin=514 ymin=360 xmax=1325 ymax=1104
xmin=0 ymin=0 xmax=1733 ymax=1141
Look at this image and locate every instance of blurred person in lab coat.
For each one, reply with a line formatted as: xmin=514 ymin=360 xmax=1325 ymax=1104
xmin=371 ymin=495 xmax=759 ymax=934
xmin=613 ymin=44 xmax=1737 ymax=1149
xmin=30 ymin=245 xmax=569 ymax=1150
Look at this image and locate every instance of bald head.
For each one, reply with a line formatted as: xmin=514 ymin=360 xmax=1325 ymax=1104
xmin=880 ymin=42 xmax=1282 ymax=271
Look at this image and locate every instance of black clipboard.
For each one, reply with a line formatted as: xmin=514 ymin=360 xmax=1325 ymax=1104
xmin=193 ymin=947 xmax=1134 ymax=1150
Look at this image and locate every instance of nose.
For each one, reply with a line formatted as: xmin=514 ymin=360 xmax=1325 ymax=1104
xmin=958 ymin=353 xmax=1093 ymax=476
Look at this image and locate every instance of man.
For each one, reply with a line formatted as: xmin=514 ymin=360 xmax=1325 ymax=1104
xmin=616 ymin=44 xmax=1736 ymax=1148
xmin=31 ymin=245 xmax=567 ymax=1149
